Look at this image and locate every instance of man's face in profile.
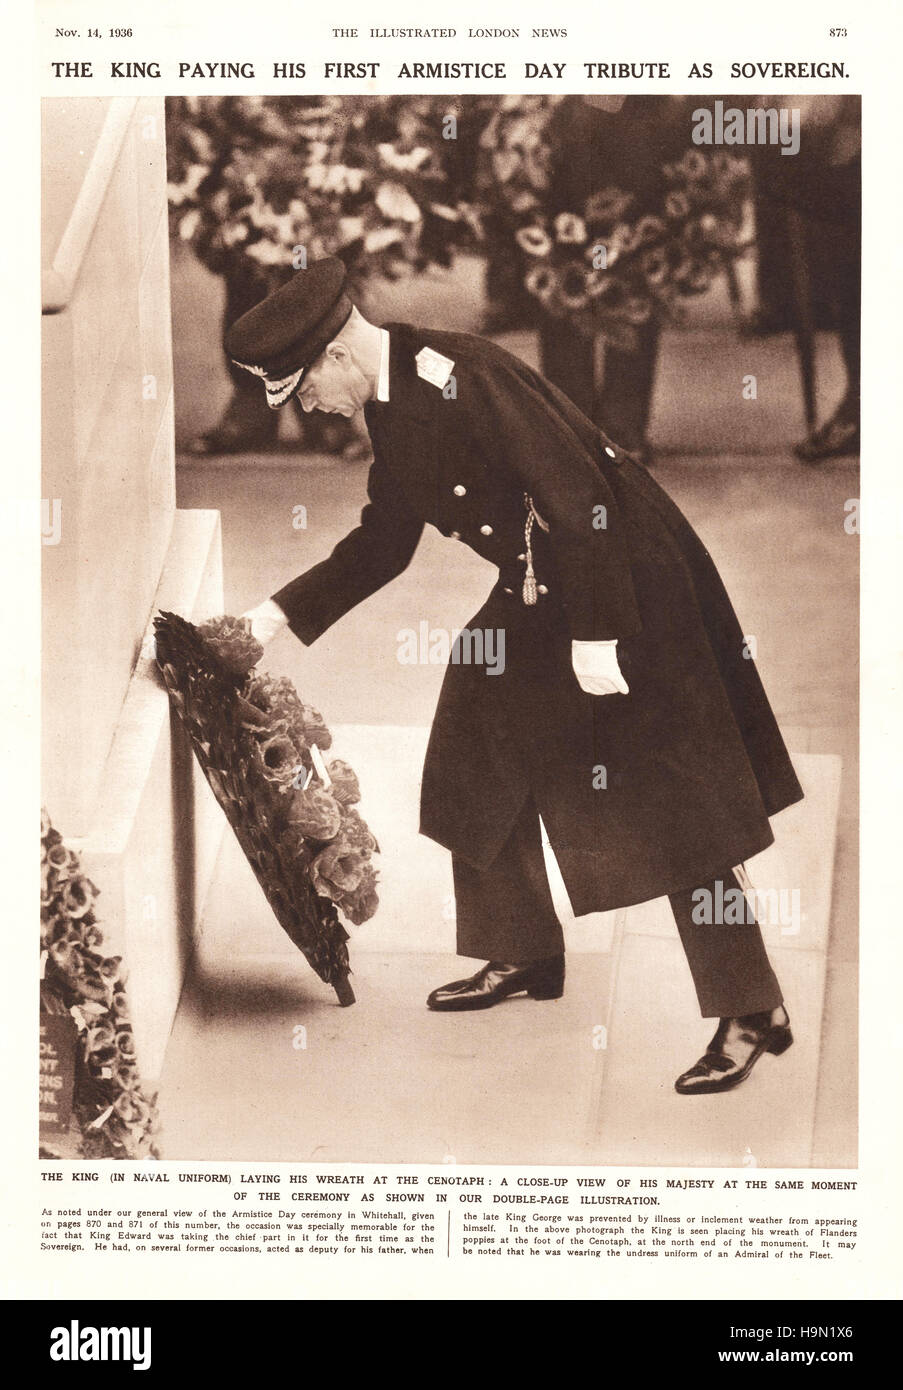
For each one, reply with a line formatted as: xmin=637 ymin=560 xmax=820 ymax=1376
xmin=296 ymin=342 xmax=368 ymax=418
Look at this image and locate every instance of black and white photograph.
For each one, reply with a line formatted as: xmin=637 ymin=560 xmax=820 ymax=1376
xmin=39 ymin=85 xmax=861 ymax=1173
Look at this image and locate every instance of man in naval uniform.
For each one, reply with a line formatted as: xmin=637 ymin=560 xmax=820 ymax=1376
xmin=226 ymin=257 xmax=805 ymax=1096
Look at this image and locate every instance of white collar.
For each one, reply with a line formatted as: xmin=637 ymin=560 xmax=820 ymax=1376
xmin=376 ymin=327 xmax=391 ymax=402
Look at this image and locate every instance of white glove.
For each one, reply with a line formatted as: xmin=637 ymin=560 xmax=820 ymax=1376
xmin=571 ymin=639 xmax=629 ymax=696
xmin=241 ymin=598 xmax=289 ymax=647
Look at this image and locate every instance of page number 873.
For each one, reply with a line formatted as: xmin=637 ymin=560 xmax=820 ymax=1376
xmin=828 ymin=27 xmax=848 ymax=36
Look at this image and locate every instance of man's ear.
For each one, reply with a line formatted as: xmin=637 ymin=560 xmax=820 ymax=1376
xmin=325 ymin=340 xmax=351 ymax=365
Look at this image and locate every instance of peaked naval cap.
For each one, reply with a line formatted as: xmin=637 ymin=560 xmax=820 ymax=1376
xmin=225 ymin=257 xmax=354 ymax=409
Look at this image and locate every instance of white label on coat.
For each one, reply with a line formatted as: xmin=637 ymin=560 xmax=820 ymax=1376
xmin=415 ymin=346 xmax=455 ymax=389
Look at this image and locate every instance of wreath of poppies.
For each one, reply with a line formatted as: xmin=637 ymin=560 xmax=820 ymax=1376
xmin=480 ymin=99 xmax=752 ymax=350
xmin=40 ymin=811 xmax=162 ymax=1159
xmin=154 ymin=613 xmax=381 ymax=1006
xmin=166 ymin=96 xmax=473 ymax=298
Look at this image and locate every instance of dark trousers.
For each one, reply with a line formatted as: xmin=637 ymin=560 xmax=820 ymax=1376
xmin=538 ymin=315 xmax=661 ymax=453
xmin=453 ymin=796 xmax=784 ymax=1019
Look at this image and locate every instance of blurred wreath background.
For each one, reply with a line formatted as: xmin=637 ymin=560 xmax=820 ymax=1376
xmin=167 ymin=95 xmax=482 ymax=458
xmin=166 ymin=93 xmax=859 ymax=466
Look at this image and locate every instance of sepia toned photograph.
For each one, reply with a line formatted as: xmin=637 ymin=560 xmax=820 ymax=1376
xmin=40 ymin=91 xmax=859 ymax=1170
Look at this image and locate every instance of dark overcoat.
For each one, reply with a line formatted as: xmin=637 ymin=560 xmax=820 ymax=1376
xmin=272 ymin=321 xmax=804 ymax=912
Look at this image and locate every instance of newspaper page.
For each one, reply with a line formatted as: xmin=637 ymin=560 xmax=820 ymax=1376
xmin=2 ymin=0 xmax=901 ymax=1349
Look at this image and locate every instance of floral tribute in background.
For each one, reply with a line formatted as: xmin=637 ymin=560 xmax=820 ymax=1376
xmin=479 ymin=98 xmax=752 ymax=351
xmin=166 ymin=96 xmax=475 ymax=303
xmin=40 ymin=811 xmax=162 ymax=1160
xmin=166 ymin=95 xmax=751 ymax=351
xmin=154 ymin=613 xmax=380 ymax=1007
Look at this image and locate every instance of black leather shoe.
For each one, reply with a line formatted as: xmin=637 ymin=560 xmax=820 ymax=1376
xmin=427 ymin=957 xmax=565 ymax=1012
xmin=675 ymin=1006 xmax=792 ymax=1095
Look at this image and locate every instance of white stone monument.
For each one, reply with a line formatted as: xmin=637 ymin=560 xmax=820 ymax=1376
xmin=42 ymin=96 xmax=224 ymax=1080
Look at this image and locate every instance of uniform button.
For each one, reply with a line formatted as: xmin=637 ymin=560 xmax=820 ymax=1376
xmin=480 ymin=524 xmax=493 ymax=536
xmin=517 ymin=552 xmax=526 ymax=562
xmin=450 ymin=531 xmax=461 ymax=540
xmin=604 ymin=446 xmax=617 ymax=459
xmin=453 ymin=484 xmax=467 ymax=497
xmin=503 ymin=586 xmax=513 ymax=595
xmin=537 ymin=584 xmax=548 ymax=595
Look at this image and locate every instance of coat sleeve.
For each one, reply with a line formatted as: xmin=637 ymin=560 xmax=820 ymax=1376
xmin=270 ymin=456 xmax=424 ymax=645
xmin=468 ymin=361 xmax=643 ymax=641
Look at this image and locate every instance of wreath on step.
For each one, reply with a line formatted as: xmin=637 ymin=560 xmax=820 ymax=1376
xmin=154 ymin=612 xmax=381 ymax=1007
xmin=40 ymin=811 xmax=162 ymax=1160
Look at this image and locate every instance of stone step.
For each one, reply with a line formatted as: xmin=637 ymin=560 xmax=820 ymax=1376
xmin=159 ymin=949 xmax=614 ymax=1166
